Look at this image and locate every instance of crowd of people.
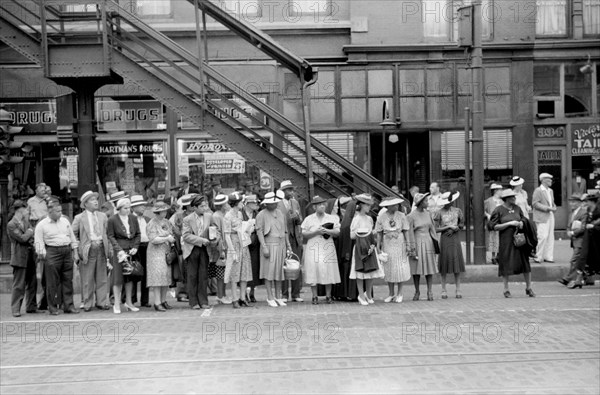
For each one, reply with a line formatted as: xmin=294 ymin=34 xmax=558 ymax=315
xmin=6 ymin=173 xmax=600 ymax=317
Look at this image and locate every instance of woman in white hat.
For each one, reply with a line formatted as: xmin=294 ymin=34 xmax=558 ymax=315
xmin=510 ymin=176 xmax=531 ymax=218
xmin=407 ymin=193 xmax=439 ymax=301
xmin=349 ymin=194 xmax=384 ymax=306
xmin=375 ymin=197 xmax=411 ymax=303
xmin=301 ymin=196 xmax=341 ymax=304
xmin=223 ymin=192 xmax=253 ymax=308
xmin=434 ymin=191 xmax=466 ymax=299
xmin=489 ymin=189 xmax=534 ymax=298
xmin=485 ymin=184 xmax=504 ymax=265
xmin=256 ymin=192 xmax=291 ymax=307
xmin=146 ymin=202 xmax=176 ymax=312
xmin=106 ymin=198 xmax=141 ymax=314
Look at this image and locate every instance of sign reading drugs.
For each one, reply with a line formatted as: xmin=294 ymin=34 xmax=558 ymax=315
xmin=1 ymin=101 xmax=57 ymax=134
xmin=97 ymin=100 xmax=163 ymax=131
xmin=204 ymin=153 xmax=245 ymax=174
xmin=572 ymin=123 xmax=600 ymax=156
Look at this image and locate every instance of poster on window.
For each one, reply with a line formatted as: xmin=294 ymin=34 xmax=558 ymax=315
xmin=204 ymin=153 xmax=246 ymax=174
xmin=571 ymin=123 xmax=600 ymax=156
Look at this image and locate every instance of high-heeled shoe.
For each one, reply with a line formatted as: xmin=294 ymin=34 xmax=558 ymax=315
xmin=161 ymin=301 xmax=173 ymax=310
xmin=325 ymin=296 xmax=333 ymax=304
xmin=525 ymin=288 xmax=536 ymax=297
xmin=357 ymin=295 xmax=369 ymax=306
xmin=249 ymin=294 xmax=257 ymax=303
xmin=413 ymin=291 xmax=420 ymax=301
xmin=312 ymin=296 xmax=319 ymax=305
xmin=238 ymin=299 xmax=249 ymax=307
xmin=395 ymin=295 xmax=404 ymax=303
xmin=364 ymin=293 xmax=374 ymax=304
xmin=567 ymin=280 xmax=583 ymax=289
xmin=504 ymin=290 xmax=511 ymax=298
xmin=455 ymin=292 xmax=463 ymax=299
xmin=123 ymin=303 xmax=139 ymax=312
xmin=441 ymin=290 xmax=448 ymax=299
xmin=275 ymin=298 xmax=287 ymax=307
xmin=232 ymin=300 xmax=240 ymax=309
xmin=113 ymin=305 xmax=121 ymax=314
xmin=427 ymin=291 xmax=433 ymax=301
xmin=154 ymin=304 xmax=166 ymax=312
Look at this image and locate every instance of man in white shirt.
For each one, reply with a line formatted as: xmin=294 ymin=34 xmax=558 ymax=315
xmin=72 ymin=191 xmax=112 ymax=311
xmin=532 ymin=173 xmax=557 ymax=263
xmin=131 ymin=195 xmax=151 ymax=307
xmin=427 ymin=182 xmax=443 ymax=215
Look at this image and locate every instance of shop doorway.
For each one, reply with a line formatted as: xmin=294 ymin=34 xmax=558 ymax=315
xmin=534 ymin=146 xmax=567 ymax=229
xmin=370 ymin=131 xmax=430 ymax=196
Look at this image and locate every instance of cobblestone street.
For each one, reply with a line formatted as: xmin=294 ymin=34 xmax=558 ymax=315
xmin=1 ymin=282 xmax=599 ymax=394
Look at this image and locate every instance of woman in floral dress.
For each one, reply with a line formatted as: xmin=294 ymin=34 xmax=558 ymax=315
xmin=376 ymin=197 xmax=411 ymax=303
xmin=434 ymin=192 xmax=466 ymax=299
xmin=224 ymin=192 xmax=253 ymax=309
xmin=146 ymin=202 xmax=175 ymax=312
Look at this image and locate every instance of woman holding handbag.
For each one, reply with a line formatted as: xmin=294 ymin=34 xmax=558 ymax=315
xmin=407 ymin=193 xmax=439 ymax=301
xmin=489 ymin=189 xmax=534 ymax=298
xmin=107 ymin=198 xmax=141 ymax=314
xmin=146 ymin=202 xmax=176 ymax=312
xmin=224 ymin=192 xmax=253 ymax=309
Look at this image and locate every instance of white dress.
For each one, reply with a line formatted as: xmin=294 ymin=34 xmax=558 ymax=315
xmin=349 ymin=214 xmax=384 ymax=280
xmin=301 ymin=213 xmax=341 ymax=285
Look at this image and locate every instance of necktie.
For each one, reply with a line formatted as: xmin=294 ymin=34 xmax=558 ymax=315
xmin=197 ymin=215 xmax=203 ymax=233
xmin=92 ymin=212 xmax=100 ymax=236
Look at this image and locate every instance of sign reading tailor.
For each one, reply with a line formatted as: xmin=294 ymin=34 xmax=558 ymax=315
xmin=98 ymin=142 xmax=164 ymax=156
xmin=1 ymin=101 xmax=57 ymax=134
xmin=204 ymin=153 xmax=245 ymax=174
xmin=535 ymin=125 xmax=565 ymax=139
xmin=572 ymin=123 xmax=600 ymax=156
xmin=97 ymin=100 xmax=163 ymax=131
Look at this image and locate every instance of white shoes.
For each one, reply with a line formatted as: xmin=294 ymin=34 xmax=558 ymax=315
xmin=113 ymin=305 xmax=121 ymax=314
xmin=123 ymin=303 xmax=139 ymax=312
xmin=276 ymin=298 xmax=287 ymax=307
xmin=395 ymin=295 xmax=403 ymax=303
xmin=357 ymin=295 xmax=369 ymax=306
xmin=364 ymin=293 xmax=375 ymax=304
xmin=216 ymin=297 xmax=232 ymax=305
xmin=267 ymin=299 xmax=278 ymax=307
xmin=384 ymin=296 xmax=395 ymax=303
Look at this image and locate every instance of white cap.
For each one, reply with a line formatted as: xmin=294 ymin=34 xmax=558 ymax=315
xmin=539 ymin=173 xmax=553 ymax=181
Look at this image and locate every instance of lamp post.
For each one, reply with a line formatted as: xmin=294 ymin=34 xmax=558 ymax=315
xmin=380 ymin=99 xmax=401 ymax=186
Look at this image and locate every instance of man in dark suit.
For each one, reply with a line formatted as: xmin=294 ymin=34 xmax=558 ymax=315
xmin=205 ymin=179 xmax=222 ymax=212
xmin=7 ymin=200 xmax=37 ymax=317
xmin=177 ymin=175 xmax=199 ymax=199
xmin=164 ymin=186 xmax=180 ymax=219
xmin=277 ymin=180 xmax=304 ymax=302
xmin=559 ymin=193 xmax=589 ymax=287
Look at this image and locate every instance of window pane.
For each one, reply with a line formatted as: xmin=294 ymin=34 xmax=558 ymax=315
xmin=290 ymin=0 xmax=330 ymax=16
xmin=536 ymin=0 xmax=567 ymax=36
xmin=485 ymin=95 xmax=511 ymax=119
xmin=137 ymin=0 xmax=171 ymax=16
xmin=484 ymin=67 xmax=510 ymax=93
xmin=314 ymin=70 xmax=336 ymax=99
xmin=427 ymin=68 xmax=453 ymax=95
xmin=284 ymin=73 xmax=302 ymax=99
xmin=341 ymin=70 xmax=366 ymax=96
xmin=583 ymin=0 xmax=600 ymax=35
xmin=534 ymin=65 xmax=560 ymax=96
xmin=400 ymin=97 xmax=425 ymax=121
xmin=457 ymin=67 xmax=472 ymax=95
xmin=283 ymin=99 xmax=302 ymax=123
xmin=565 ymin=64 xmax=592 ymax=117
xmin=368 ymin=70 xmax=393 ymax=96
xmin=368 ymin=97 xmax=393 ymax=123
xmin=311 ymin=99 xmax=335 ymax=124
xmin=423 ymin=0 xmax=451 ymax=38
xmin=456 ymin=95 xmax=471 ymax=120
xmin=399 ymin=70 xmax=425 ymax=96
xmin=341 ymin=99 xmax=367 ymax=123
xmin=427 ymin=96 xmax=453 ymax=120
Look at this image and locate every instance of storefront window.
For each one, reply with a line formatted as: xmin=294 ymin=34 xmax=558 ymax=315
xmin=97 ymin=141 xmax=168 ymax=205
xmin=564 ymin=64 xmax=593 ymax=117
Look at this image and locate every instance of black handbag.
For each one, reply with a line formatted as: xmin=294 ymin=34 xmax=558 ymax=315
xmin=513 ymin=232 xmax=526 ymax=248
xmin=122 ymin=255 xmax=144 ymax=277
xmin=431 ymin=237 xmax=440 ymax=254
xmin=165 ymin=246 xmax=177 ymax=266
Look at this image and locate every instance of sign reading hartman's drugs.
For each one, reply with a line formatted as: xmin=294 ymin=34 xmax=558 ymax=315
xmin=572 ymin=123 xmax=600 ymax=156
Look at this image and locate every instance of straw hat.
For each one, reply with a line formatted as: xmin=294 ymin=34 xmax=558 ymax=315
xmin=439 ymin=191 xmax=460 ymax=206
xmin=539 ymin=173 xmax=553 ymax=181
xmin=79 ymin=190 xmax=99 ymax=208
xmin=213 ymin=194 xmax=229 ymax=206
xmin=262 ymin=192 xmax=279 ymax=204
xmin=177 ymin=193 xmax=196 ymax=208
xmin=500 ymin=189 xmax=517 ymax=200
xmin=379 ymin=197 xmax=404 ymax=207
xmin=509 ymin=176 xmax=524 ymax=186
xmin=490 ymin=183 xmax=503 ymax=190
xmin=355 ymin=194 xmax=373 ymax=205
xmin=310 ymin=195 xmax=328 ymax=205
xmin=109 ymin=191 xmax=128 ymax=203
xmin=130 ymin=195 xmax=147 ymax=207
xmin=244 ymin=194 xmax=258 ymax=204
xmin=413 ymin=192 xmax=430 ymax=207
xmin=279 ymin=180 xmax=294 ymax=190
xmin=152 ymin=202 xmax=170 ymax=213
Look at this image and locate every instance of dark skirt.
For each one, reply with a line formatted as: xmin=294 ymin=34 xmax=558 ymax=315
xmin=438 ymin=232 xmax=466 ymax=275
xmin=248 ymin=242 xmax=263 ymax=287
xmin=332 ymin=257 xmax=358 ymax=300
xmin=497 ymin=227 xmax=531 ymax=276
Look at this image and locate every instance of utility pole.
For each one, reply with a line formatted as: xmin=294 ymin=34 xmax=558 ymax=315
xmin=471 ymin=0 xmax=486 ymax=265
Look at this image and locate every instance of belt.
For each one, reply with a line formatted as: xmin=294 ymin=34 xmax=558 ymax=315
xmin=91 ymin=240 xmax=104 ymax=245
xmin=45 ymin=244 xmax=71 ymax=249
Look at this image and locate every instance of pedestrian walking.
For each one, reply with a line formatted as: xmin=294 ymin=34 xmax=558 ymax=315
xmin=256 ymin=192 xmax=291 ymax=307
xmin=242 ymin=194 xmax=261 ymax=303
xmin=211 ymin=194 xmax=231 ymax=305
xmin=558 ymin=193 xmax=588 ymax=287
xmin=7 ymin=200 xmax=37 ymax=317
xmin=576 ymin=192 xmax=600 ymax=286
xmin=301 ymin=196 xmax=341 ymax=304
xmin=278 ymin=180 xmax=304 ymax=303
xmin=350 ymin=194 xmax=383 ymax=306
xmin=331 ymin=199 xmax=358 ymax=301
xmin=375 ymin=197 xmax=411 ymax=303
xmin=532 ymin=173 xmax=556 ymax=263
xmin=182 ymin=195 xmax=214 ymax=310
xmin=224 ymin=192 xmax=253 ymax=308
xmin=408 ymin=193 xmax=439 ymax=301
xmin=34 ymin=199 xmax=79 ymax=315
xmin=489 ymin=189 xmax=536 ymax=298
xmin=72 ymin=191 xmax=112 ymax=311
xmin=106 ymin=198 xmax=141 ymax=314
xmin=434 ymin=191 xmax=466 ymax=299
xmin=146 ymin=202 xmax=175 ymax=312
xmin=485 ymin=184 xmax=503 ymax=265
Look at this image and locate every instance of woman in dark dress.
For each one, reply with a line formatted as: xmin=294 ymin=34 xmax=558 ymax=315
xmin=332 ymin=199 xmax=358 ymax=301
xmin=489 ymin=189 xmax=534 ymax=298
xmin=107 ymin=198 xmax=141 ymax=314
xmin=242 ymin=194 xmax=261 ymax=302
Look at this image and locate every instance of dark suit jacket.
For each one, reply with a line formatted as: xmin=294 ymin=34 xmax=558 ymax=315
xmin=568 ymin=206 xmax=588 ymax=248
xmin=72 ymin=210 xmax=112 ymax=264
xmin=277 ymin=198 xmax=303 ymax=247
xmin=106 ymin=214 xmax=141 ymax=253
xmin=7 ymin=216 xmax=34 ymax=268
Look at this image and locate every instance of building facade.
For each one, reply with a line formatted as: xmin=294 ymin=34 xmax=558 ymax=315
xmin=1 ymin=0 xmax=598 ymax=228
